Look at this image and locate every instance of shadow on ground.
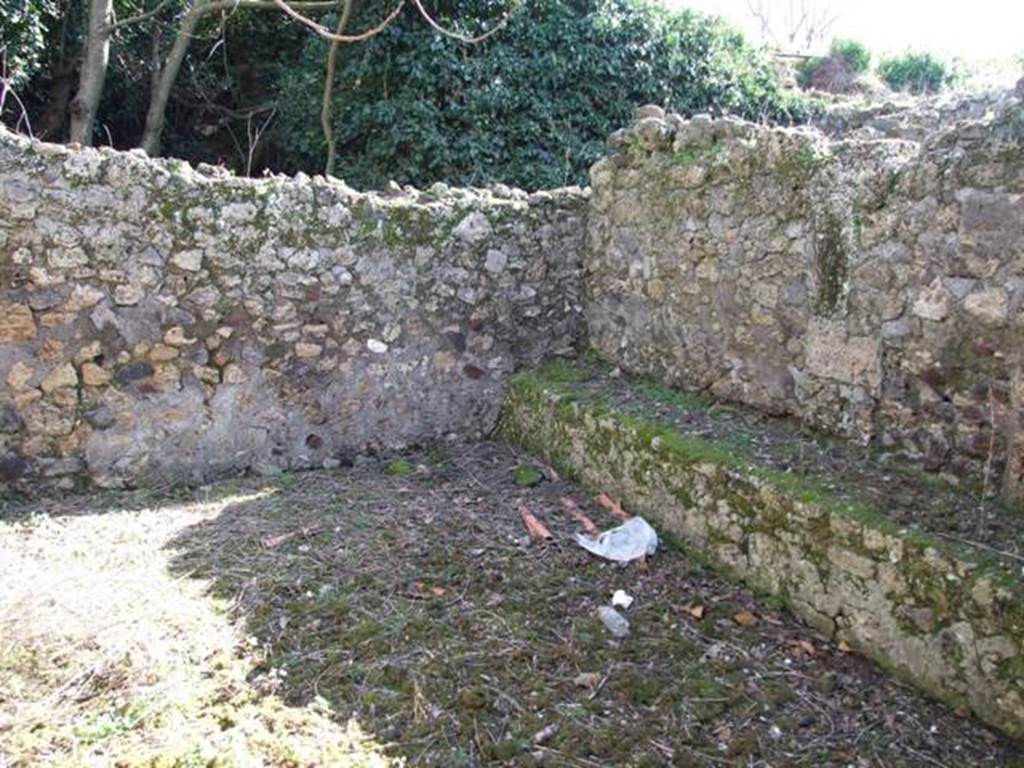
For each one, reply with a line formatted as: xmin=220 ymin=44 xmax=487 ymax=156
xmin=160 ymin=442 xmax=1023 ymax=767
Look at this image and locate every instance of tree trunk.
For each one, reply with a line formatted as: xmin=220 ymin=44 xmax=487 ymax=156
xmin=321 ymin=0 xmax=353 ymax=176
xmin=69 ymin=0 xmax=113 ymax=145
xmin=139 ymin=2 xmax=204 ymax=156
xmin=38 ymin=62 xmax=77 ymax=141
xmin=138 ymin=0 xmax=356 ymax=157
xmin=36 ymin=7 xmax=76 ymax=141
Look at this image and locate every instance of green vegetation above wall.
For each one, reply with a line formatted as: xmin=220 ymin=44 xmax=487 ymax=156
xmin=3 ymin=0 xmax=812 ymax=188
xmin=794 ymin=37 xmax=872 ymax=93
xmin=0 ymin=0 xmax=61 ymax=87
xmin=275 ymin=0 xmax=813 ymax=189
xmin=878 ymin=51 xmax=957 ymax=94
xmin=829 ymin=38 xmax=871 ymax=75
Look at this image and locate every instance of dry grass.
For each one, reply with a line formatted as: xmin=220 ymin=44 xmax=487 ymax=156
xmin=1 ymin=444 xmax=1021 ymax=767
xmin=0 ymin=489 xmax=395 ymax=767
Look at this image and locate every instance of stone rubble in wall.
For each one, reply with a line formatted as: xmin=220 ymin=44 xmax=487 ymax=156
xmin=0 ymin=126 xmax=589 ymax=490
xmin=585 ymin=90 xmax=1024 ymax=501
xmin=2 ymin=83 xmax=1023 ymax=497
xmin=815 ymin=83 xmax=1024 ymax=142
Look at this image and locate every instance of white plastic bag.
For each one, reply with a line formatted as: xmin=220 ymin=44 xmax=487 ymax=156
xmin=575 ymin=516 xmax=658 ymax=562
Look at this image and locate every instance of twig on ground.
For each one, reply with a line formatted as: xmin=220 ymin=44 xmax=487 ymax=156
xmin=931 ymin=531 xmax=1024 ymax=564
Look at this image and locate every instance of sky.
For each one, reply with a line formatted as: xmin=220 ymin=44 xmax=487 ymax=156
xmin=661 ymin=0 xmax=1024 ymax=61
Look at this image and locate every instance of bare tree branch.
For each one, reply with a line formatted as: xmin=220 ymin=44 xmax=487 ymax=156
xmin=210 ymin=0 xmax=341 ymax=13
xmin=0 ymin=49 xmax=35 ymax=139
xmin=270 ymin=0 xmax=405 ymax=43
xmin=312 ymin=0 xmax=515 ymax=176
xmin=745 ymin=0 xmax=837 ymax=54
xmin=109 ymin=0 xmax=178 ymax=32
xmin=409 ymin=0 xmax=512 ymax=44
xmin=273 ymin=0 xmax=515 ymax=45
xmin=245 ymin=106 xmax=275 ymax=175
xmin=129 ymin=0 xmax=514 ymax=159
xmin=115 ymin=0 xmax=340 ymax=31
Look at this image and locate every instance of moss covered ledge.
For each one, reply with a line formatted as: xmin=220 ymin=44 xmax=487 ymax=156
xmin=496 ymin=363 xmax=1024 ymax=739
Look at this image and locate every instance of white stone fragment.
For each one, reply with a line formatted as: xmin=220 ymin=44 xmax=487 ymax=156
xmin=452 ymin=211 xmax=493 ymax=244
xmin=170 ymin=250 xmax=203 ymax=272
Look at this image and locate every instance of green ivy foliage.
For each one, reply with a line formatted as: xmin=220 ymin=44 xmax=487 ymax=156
xmin=878 ymin=51 xmax=955 ymax=94
xmin=274 ymin=0 xmax=816 ymax=190
xmin=0 ymin=0 xmax=61 ymax=86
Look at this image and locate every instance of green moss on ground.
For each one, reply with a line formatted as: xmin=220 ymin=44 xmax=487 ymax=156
xmin=512 ymin=464 xmax=543 ymax=487
xmin=384 ymin=458 xmax=414 ymax=477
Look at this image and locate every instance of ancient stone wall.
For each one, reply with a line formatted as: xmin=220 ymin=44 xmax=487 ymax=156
xmin=4 ymin=88 xmax=1023 ymax=498
xmin=0 ymin=127 xmax=587 ymax=489
xmin=817 ymin=87 xmax=1022 ymax=142
xmin=587 ymin=99 xmax=1024 ymax=502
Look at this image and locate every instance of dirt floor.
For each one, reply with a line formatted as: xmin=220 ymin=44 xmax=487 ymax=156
xmin=1 ymin=443 xmax=1021 ymax=767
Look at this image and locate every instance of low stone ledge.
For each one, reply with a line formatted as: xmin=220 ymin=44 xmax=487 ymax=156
xmin=497 ymin=366 xmax=1024 ymax=739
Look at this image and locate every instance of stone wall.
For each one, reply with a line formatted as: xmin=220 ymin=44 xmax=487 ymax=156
xmin=817 ymin=87 xmax=1022 ymax=142
xmin=587 ymin=98 xmax=1024 ymax=503
xmin=4 ymin=86 xmax=1024 ymax=498
xmin=0 ymin=127 xmax=587 ymax=489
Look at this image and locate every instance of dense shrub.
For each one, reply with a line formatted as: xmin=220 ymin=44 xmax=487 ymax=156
xmin=274 ymin=0 xmax=816 ymax=190
xmin=878 ymin=51 xmax=954 ymax=94
xmin=793 ymin=57 xmax=815 ymax=89
xmin=4 ymin=0 xmax=815 ymax=185
xmin=794 ymin=37 xmax=870 ymax=92
xmin=830 ymin=38 xmax=870 ymax=74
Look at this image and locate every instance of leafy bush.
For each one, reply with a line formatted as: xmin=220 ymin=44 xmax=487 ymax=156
xmin=794 ymin=38 xmax=870 ymax=91
xmin=878 ymin=51 xmax=954 ymax=94
xmin=0 ymin=0 xmax=60 ymax=86
xmin=793 ymin=57 xmax=818 ymax=89
xmin=274 ymin=0 xmax=816 ymax=190
xmin=830 ymin=38 xmax=870 ymax=74
xmin=4 ymin=0 xmax=817 ymax=184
